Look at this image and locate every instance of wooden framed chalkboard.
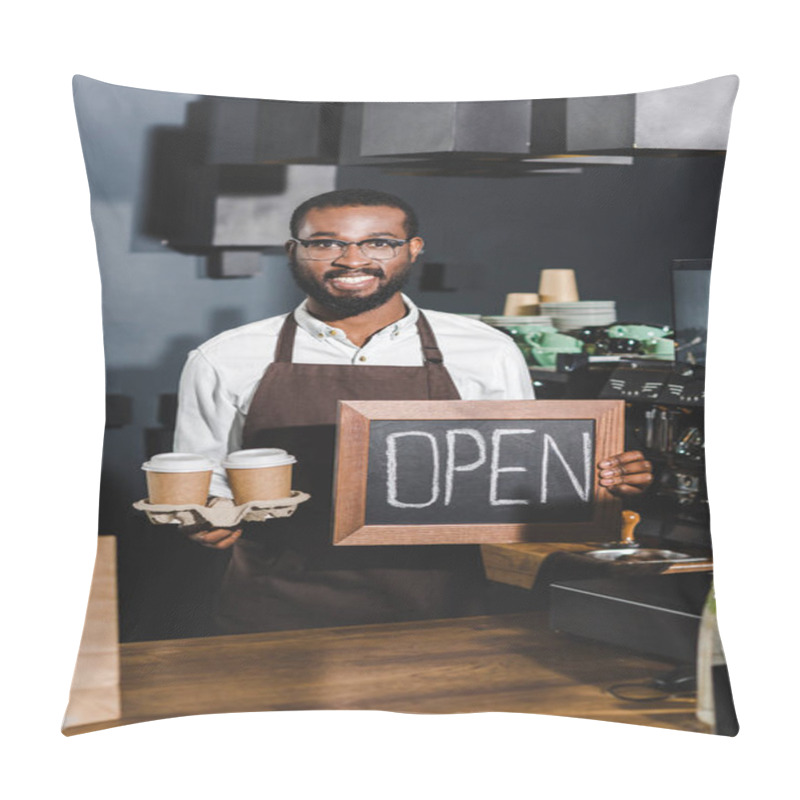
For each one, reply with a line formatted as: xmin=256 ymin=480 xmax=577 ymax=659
xmin=331 ymin=399 xmax=625 ymax=545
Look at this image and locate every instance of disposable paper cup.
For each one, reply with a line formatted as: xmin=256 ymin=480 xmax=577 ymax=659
xmin=538 ymin=269 xmax=579 ymax=303
xmin=222 ymin=448 xmax=297 ymax=504
xmin=142 ymin=453 xmax=214 ymax=505
xmin=503 ymin=293 xmax=540 ymax=316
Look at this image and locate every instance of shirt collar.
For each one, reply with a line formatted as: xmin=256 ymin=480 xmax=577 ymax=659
xmin=293 ymin=294 xmax=420 ymax=341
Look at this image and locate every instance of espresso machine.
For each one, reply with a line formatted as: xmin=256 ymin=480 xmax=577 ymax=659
xmin=598 ymin=360 xmax=709 ymax=546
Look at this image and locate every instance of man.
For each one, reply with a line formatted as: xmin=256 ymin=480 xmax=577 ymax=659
xmin=174 ymin=188 xmax=652 ymax=633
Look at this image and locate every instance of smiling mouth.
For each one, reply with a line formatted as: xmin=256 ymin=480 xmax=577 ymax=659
xmin=326 ymin=271 xmax=383 ymax=290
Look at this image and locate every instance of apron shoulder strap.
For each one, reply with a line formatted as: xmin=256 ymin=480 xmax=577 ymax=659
xmin=274 ymin=313 xmax=298 ymax=363
xmin=416 ymin=311 xmax=445 ymax=365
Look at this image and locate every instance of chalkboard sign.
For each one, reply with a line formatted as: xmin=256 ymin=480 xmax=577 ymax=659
xmin=332 ymin=400 xmax=624 ymax=545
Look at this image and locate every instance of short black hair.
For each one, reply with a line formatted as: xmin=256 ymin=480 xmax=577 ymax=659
xmin=289 ymin=188 xmax=419 ymax=238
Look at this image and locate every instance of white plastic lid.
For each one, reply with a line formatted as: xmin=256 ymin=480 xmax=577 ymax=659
xmin=222 ymin=448 xmax=297 ymax=469
xmin=141 ymin=452 xmax=215 ymax=473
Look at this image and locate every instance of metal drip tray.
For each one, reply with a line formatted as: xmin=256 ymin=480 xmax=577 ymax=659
xmin=583 ymin=548 xmax=701 ymax=563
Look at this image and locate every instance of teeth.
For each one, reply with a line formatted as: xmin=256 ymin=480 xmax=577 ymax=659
xmin=332 ymin=275 xmax=374 ymax=284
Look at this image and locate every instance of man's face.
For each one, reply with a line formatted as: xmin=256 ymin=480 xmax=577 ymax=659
xmin=287 ymin=205 xmax=424 ymax=317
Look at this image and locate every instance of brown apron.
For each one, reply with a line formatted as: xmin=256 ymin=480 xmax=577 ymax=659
xmin=214 ymin=311 xmax=488 ymax=633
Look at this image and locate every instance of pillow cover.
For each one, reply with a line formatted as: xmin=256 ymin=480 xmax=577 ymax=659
xmin=63 ymin=74 xmax=738 ymax=736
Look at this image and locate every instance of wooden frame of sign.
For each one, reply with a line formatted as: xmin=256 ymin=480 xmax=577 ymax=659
xmin=332 ymin=399 xmax=625 ymax=545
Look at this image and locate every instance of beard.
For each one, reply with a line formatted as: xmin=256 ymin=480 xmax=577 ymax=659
xmin=289 ymin=257 xmax=414 ymax=317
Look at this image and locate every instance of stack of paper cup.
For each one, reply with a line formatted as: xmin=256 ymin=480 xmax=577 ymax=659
xmin=141 ymin=453 xmax=215 ymax=505
xmin=503 ymin=293 xmax=540 ymax=316
xmin=223 ymin=448 xmax=297 ymax=504
xmin=538 ymin=269 xmax=579 ymax=303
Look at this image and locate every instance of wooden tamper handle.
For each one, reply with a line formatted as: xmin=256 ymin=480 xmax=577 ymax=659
xmin=620 ymin=510 xmax=641 ymax=545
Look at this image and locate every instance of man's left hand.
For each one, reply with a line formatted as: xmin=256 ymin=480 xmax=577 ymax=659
xmin=598 ymin=451 xmax=653 ymax=496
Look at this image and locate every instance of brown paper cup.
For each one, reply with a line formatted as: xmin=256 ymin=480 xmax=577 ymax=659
xmin=142 ymin=452 xmax=216 ymax=506
xmin=503 ymin=292 xmax=540 ymax=316
xmin=146 ymin=470 xmax=212 ymax=505
xmin=226 ymin=464 xmax=293 ymax=504
xmin=538 ymin=269 xmax=579 ymax=303
xmin=223 ymin=448 xmax=297 ymax=504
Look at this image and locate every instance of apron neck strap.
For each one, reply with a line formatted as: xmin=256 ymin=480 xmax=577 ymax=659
xmin=274 ymin=309 xmax=445 ymax=364
xmin=274 ymin=313 xmax=299 ymax=363
xmin=416 ymin=311 xmax=445 ymax=364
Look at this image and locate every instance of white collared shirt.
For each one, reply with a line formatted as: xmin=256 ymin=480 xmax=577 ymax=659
xmin=174 ymin=295 xmax=534 ymax=496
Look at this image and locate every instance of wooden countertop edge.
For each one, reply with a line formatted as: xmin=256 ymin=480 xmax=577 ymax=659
xmin=61 ymin=536 xmax=122 ymax=736
xmin=481 ymin=542 xmax=712 ymax=588
xmin=61 ymin=705 xmax=711 ymax=737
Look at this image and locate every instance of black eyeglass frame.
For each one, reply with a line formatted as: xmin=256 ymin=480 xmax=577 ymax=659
xmin=288 ymin=237 xmax=414 ymax=261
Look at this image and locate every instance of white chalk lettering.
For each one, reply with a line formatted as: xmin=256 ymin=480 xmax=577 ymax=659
xmin=540 ymin=432 xmax=592 ymax=503
xmin=386 ymin=431 xmax=440 ymax=508
xmin=490 ymin=429 xmax=536 ymax=506
xmin=444 ymin=429 xmax=487 ymax=505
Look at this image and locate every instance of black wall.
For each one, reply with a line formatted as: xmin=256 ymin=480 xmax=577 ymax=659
xmin=338 ymin=156 xmax=724 ymax=324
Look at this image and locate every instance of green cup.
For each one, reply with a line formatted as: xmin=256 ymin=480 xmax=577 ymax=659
xmin=642 ymin=337 xmax=676 ymax=358
xmin=607 ymin=323 xmax=672 ymax=341
xmin=526 ymin=331 xmax=584 ymax=367
xmin=527 ymin=344 xmax=560 ymax=367
xmin=525 ymin=330 xmax=584 ymax=349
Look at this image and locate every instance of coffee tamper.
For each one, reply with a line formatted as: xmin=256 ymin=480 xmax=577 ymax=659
xmin=599 ymin=509 xmax=641 ymax=549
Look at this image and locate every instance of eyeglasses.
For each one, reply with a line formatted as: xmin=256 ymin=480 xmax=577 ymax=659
xmin=289 ymin=237 xmax=412 ymax=261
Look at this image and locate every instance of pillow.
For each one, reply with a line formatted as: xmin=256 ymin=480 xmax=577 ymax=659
xmin=63 ymin=74 xmax=738 ymax=737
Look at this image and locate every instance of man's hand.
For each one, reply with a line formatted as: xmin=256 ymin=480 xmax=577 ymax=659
xmin=186 ymin=528 xmax=242 ymax=550
xmin=597 ymin=451 xmax=653 ymax=496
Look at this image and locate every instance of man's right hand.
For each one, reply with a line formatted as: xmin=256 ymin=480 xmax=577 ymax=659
xmin=186 ymin=528 xmax=242 ymax=549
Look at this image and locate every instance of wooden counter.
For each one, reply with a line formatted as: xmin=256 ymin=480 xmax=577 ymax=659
xmin=62 ymin=536 xmax=120 ymax=732
xmin=63 ymin=537 xmax=708 ymax=736
xmin=481 ymin=542 xmax=713 ymax=591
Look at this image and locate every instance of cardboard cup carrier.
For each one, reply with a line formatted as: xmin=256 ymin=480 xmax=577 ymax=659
xmin=223 ymin=448 xmax=296 ymax=504
xmin=142 ymin=453 xmax=214 ymax=505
